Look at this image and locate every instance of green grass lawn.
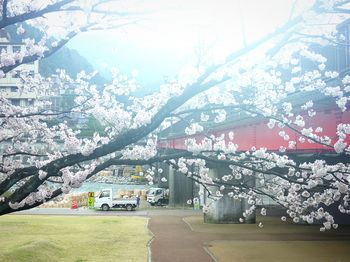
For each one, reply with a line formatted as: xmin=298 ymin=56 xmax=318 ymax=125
xmin=0 ymin=215 xmax=151 ymax=262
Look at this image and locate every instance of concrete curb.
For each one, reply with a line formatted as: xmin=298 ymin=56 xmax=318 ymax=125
xmin=182 ymin=216 xmax=195 ymax=231
xmin=203 ymin=244 xmax=218 ymax=262
xmin=146 ymin=216 xmax=155 ymax=262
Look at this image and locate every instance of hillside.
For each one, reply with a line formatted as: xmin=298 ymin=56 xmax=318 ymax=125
xmin=6 ymin=23 xmax=106 ymax=85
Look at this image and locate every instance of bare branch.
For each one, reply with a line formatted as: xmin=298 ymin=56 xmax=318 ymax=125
xmin=2 ymin=151 xmax=47 ymax=158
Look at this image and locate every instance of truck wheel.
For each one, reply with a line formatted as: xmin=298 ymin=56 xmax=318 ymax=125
xmin=126 ymin=204 xmax=133 ymax=211
xmin=101 ymin=204 xmax=109 ymax=211
xmin=157 ymin=200 xmax=162 ymax=206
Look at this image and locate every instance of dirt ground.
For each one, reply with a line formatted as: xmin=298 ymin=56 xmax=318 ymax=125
xmin=208 ymin=240 xmax=350 ymax=262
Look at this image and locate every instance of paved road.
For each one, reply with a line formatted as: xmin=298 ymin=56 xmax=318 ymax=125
xmin=13 ymin=207 xmax=200 ymax=217
xmin=148 ymin=211 xmax=214 ymax=262
xmin=13 ymin=207 xmax=148 ymax=216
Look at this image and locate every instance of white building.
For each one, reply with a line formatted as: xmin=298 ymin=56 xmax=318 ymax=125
xmin=0 ymin=29 xmax=39 ymax=107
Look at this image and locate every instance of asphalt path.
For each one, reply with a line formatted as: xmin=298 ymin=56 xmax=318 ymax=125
xmin=148 ymin=212 xmax=215 ymax=262
xmin=12 ymin=207 xmax=149 ymax=216
xmin=12 ymin=207 xmax=200 ymax=217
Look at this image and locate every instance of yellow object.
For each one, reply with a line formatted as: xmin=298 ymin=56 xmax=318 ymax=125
xmin=98 ymin=171 xmax=112 ymax=176
xmin=131 ymin=175 xmax=141 ymax=180
xmin=87 ymin=192 xmax=94 ymax=209
xmin=135 ymin=165 xmax=142 ymax=173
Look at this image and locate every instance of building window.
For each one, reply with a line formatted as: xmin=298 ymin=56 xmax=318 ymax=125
xmin=12 ymin=71 xmax=20 ymax=78
xmin=10 ymin=99 xmax=20 ymax=106
xmin=0 ymin=45 xmax=7 ymax=53
xmin=22 ymin=156 xmax=29 ymax=164
xmin=10 ymin=86 xmax=18 ymax=92
xmin=12 ymin=45 xmax=21 ymax=53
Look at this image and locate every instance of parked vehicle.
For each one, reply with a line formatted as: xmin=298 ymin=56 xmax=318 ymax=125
xmin=147 ymin=187 xmax=169 ymax=206
xmin=94 ymin=188 xmax=137 ymax=211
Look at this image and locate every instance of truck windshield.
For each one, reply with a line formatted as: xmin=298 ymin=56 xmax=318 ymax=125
xmin=100 ymin=191 xmax=110 ymax=198
xmin=149 ymin=189 xmax=162 ymax=195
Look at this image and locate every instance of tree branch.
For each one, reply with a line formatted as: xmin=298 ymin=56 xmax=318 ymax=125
xmin=0 ymin=0 xmax=74 ymax=29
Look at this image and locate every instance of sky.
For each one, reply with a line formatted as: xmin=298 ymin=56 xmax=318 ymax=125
xmin=67 ymin=0 xmax=312 ymax=89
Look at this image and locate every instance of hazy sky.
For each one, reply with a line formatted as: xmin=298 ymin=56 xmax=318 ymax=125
xmin=67 ymin=0 xmax=312 ymax=88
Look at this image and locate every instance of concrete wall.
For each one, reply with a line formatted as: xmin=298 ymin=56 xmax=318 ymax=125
xmin=168 ymin=165 xmax=196 ymax=207
xmin=164 ymin=163 xmax=256 ymax=223
xmin=203 ymin=166 xmax=256 ymax=224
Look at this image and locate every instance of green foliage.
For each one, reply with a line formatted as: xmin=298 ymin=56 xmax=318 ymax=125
xmin=1 ymin=191 xmax=11 ymax=198
xmin=79 ymin=116 xmax=106 ymax=137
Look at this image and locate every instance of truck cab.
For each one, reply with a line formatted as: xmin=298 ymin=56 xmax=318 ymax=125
xmin=147 ymin=187 xmax=169 ymax=206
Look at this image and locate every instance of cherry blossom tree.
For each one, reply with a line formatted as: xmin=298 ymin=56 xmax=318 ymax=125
xmin=1 ymin=0 xmax=350 ymax=232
